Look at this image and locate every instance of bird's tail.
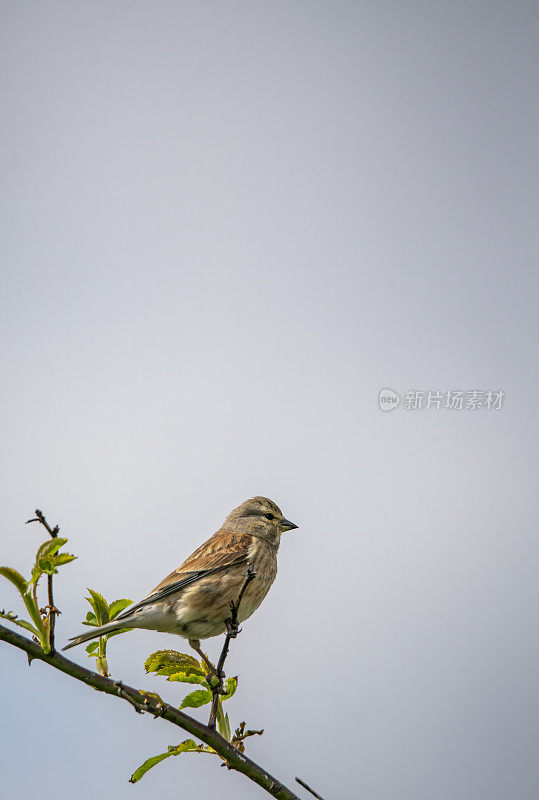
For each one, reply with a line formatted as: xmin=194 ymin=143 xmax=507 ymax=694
xmin=62 ymin=620 xmax=129 ymax=651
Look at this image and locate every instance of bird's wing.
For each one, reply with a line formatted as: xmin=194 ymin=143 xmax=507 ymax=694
xmin=116 ymin=530 xmax=252 ymax=619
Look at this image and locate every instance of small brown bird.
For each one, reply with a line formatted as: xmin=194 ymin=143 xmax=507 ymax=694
xmin=63 ymin=497 xmax=298 ymax=659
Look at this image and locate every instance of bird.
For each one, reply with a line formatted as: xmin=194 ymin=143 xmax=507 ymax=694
xmin=62 ymin=497 xmax=298 ymax=663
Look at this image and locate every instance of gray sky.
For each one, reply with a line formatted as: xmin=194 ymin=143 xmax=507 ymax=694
xmin=1 ymin=2 xmax=538 ymax=798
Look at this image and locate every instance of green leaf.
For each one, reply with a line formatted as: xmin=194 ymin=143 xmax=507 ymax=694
xmin=37 ymin=557 xmax=57 ymax=575
xmin=144 ymin=650 xmax=204 ymax=678
xmin=129 ymin=740 xmax=202 ymax=783
xmin=172 ymin=739 xmax=199 ymax=752
xmin=179 ymin=689 xmax=212 ymax=710
xmin=0 ymin=610 xmax=40 ymax=637
xmin=129 ymin=750 xmax=174 ymax=782
xmin=138 ymin=689 xmax=165 ymax=704
xmin=35 ymin=538 xmax=68 ymax=562
xmin=96 ymin=655 xmax=109 ymax=676
xmin=85 ymin=641 xmax=100 ymax=656
xmin=34 ymin=540 xmax=76 ymax=575
xmin=107 ymin=598 xmax=132 ymax=620
xmin=199 ymin=657 xmax=213 ymax=676
xmin=53 ymin=552 xmax=76 ymax=567
xmin=29 ymin=540 xmax=75 ymax=585
xmin=22 ymin=592 xmax=46 ymax=635
xmin=221 ymin=676 xmax=238 ymax=702
xmin=0 ymin=567 xmax=28 ymax=595
xmin=82 ymin=611 xmax=98 ymax=627
xmin=19 ymin=591 xmax=48 ymax=652
xmin=86 ymin=589 xmax=109 ymax=626
xmin=30 ymin=565 xmax=42 ymax=586
xmin=216 ymin=704 xmax=231 ymax=740
xmin=167 ymin=671 xmax=209 ymax=686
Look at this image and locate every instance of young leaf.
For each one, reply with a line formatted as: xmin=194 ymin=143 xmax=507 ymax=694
xmin=96 ymin=655 xmax=109 ymax=677
xmin=0 ymin=610 xmax=40 ymax=637
xmin=20 ymin=591 xmax=48 ymax=652
xmin=223 ymin=711 xmax=231 ymax=741
xmin=107 ymin=598 xmax=132 ymax=620
xmin=129 ymin=740 xmax=202 ymax=783
xmin=199 ymin=656 xmax=213 ymax=676
xmin=167 ymin=671 xmax=209 ymax=686
xmin=144 ymin=650 xmax=204 ymax=678
xmin=85 ymin=641 xmax=100 ymax=656
xmin=138 ymin=689 xmax=165 ymax=704
xmin=37 ymin=557 xmax=57 ymax=576
xmin=22 ymin=592 xmax=46 ymax=634
xmin=86 ymin=589 xmax=109 ymax=626
xmin=53 ymin=552 xmax=76 ymax=567
xmin=0 ymin=567 xmax=28 ymax=595
xmin=35 ymin=538 xmax=68 ymax=562
xmin=216 ymin=704 xmax=231 ymax=740
xmin=221 ymin=676 xmax=238 ymax=702
xmin=129 ymin=750 xmax=174 ymax=782
xmin=34 ymin=539 xmax=76 ymax=576
xmin=82 ymin=611 xmax=98 ymax=627
xmin=172 ymin=739 xmax=200 ymax=751
xmin=30 ymin=565 xmax=43 ymax=586
xmin=179 ymin=689 xmax=213 ymax=710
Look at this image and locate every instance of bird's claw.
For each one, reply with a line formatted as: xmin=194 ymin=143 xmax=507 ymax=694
xmin=225 ymin=617 xmax=241 ymax=638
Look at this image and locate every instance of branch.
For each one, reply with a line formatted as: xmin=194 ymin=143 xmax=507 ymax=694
xmin=26 ymin=508 xmax=60 ymax=539
xmin=208 ymin=566 xmax=256 ymax=729
xmin=0 ymin=622 xmax=301 ymax=800
xmin=26 ymin=509 xmax=60 ymax=651
xmin=296 ymin=777 xmax=327 ymax=800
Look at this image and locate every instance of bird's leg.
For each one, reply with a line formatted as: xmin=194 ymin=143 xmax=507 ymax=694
xmin=208 ymin=571 xmax=256 ymax=729
xmin=188 ymin=638 xmax=222 ymax=683
xmin=223 ymin=565 xmax=255 ymax=640
xmin=224 ymin=599 xmax=241 ymax=638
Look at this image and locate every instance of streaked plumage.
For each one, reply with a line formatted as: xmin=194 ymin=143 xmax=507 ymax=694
xmin=63 ymin=497 xmax=298 ymax=652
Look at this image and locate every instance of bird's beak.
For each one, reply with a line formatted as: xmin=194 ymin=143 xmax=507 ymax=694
xmin=280 ymin=518 xmax=299 ymax=532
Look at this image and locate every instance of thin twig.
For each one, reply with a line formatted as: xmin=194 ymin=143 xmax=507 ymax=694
xmin=295 ymin=777 xmax=327 ymax=800
xmin=26 ymin=509 xmax=60 ymax=651
xmin=208 ymin=566 xmax=256 ymax=730
xmin=0 ymin=622 xmax=300 ymax=800
xmin=26 ymin=509 xmax=60 ymax=538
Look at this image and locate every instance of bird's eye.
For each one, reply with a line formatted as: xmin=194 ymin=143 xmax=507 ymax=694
xmin=264 ymin=512 xmax=275 ymax=520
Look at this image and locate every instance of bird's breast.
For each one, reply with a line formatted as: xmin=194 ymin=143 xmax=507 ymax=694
xmin=168 ymin=538 xmax=278 ymax=640
xmin=237 ymin=538 xmax=278 ymax=622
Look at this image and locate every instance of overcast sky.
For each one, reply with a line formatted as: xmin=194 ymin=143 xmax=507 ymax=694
xmin=1 ymin=2 xmax=538 ymax=799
